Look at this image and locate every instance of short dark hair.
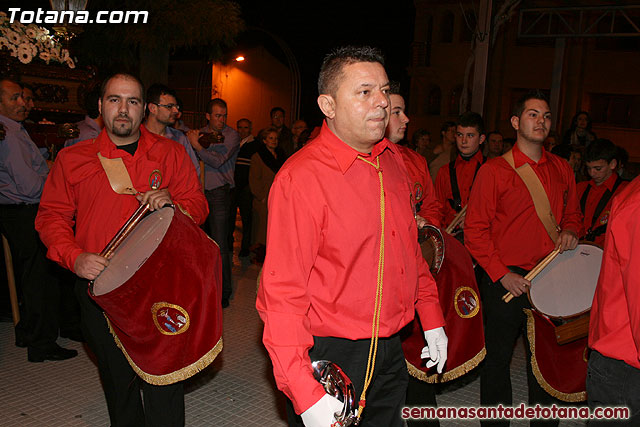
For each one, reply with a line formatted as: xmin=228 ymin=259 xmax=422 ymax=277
xmin=486 ymin=131 xmax=503 ymax=141
xmin=21 ymin=82 xmax=34 ymax=93
xmin=584 ymin=138 xmax=619 ymax=164
xmin=84 ymin=87 xmax=101 ymax=119
xmin=512 ymin=89 xmax=549 ymax=118
xmin=440 ymin=121 xmax=456 ymax=134
xmin=270 ymin=107 xmax=284 ymax=117
xmin=411 ymin=128 xmax=430 ymax=146
xmin=457 ymin=112 xmax=485 ymax=135
xmin=100 ymin=73 xmax=145 ymax=104
xmin=0 ymin=75 xmax=22 ymax=96
xmin=146 ymin=83 xmax=177 ymax=106
xmin=237 ymin=118 xmax=252 ymax=127
xmin=206 ymin=98 xmax=227 ymax=114
xmin=388 ymin=81 xmax=401 ymax=95
xmin=318 ymin=45 xmax=385 ymax=96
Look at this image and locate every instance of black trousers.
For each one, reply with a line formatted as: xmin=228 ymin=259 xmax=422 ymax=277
xmin=232 ymin=185 xmax=253 ymax=253
xmin=405 ymin=376 xmax=440 ymax=426
xmin=286 ymin=335 xmax=409 ymax=427
xmin=479 ymin=268 xmax=559 ymax=427
xmin=587 ymin=350 xmax=640 ymax=426
xmin=75 ymin=279 xmax=184 ymax=426
xmin=0 ymin=203 xmax=60 ymax=351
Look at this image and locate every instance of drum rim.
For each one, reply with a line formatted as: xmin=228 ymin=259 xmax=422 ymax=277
xmin=527 ymin=241 xmax=602 ymax=320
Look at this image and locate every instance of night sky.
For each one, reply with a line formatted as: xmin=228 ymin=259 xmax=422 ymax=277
xmin=234 ymin=0 xmax=417 ymax=124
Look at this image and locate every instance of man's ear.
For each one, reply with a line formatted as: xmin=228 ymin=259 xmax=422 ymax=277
xmin=98 ymin=98 xmax=102 ymax=116
xmin=317 ymin=94 xmax=336 ymax=119
xmin=610 ymin=159 xmax=618 ymax=170
xmin=510 ymin=115 xmax=520 ymax=131
xmin=479 ymin=134 xmax=486 ymax=145
xmin=205 ymin=112 xmax=211 ymax=122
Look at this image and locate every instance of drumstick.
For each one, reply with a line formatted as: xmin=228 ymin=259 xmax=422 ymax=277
xmin=100 ymin=203 xmax=151 ymax=259
xmin=445 ymin=205 xmax=467 ymax=234
xmin=502 ymin=248 xmax=561 ymax=303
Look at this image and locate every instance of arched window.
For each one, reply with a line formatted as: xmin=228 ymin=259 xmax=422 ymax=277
xmin=440 ymin=11 xmax=454 ymax=43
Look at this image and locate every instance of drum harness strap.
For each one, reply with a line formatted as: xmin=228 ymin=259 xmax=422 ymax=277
xmin=448 ymin=155 xmax=485 ymax=212
xmin=502 ymin=150 xmax=559 ymax=243
xmin=580 ymin=175 xmax=623 ymax=241
xmin=355 ymin=155 xmax=385 ymax=423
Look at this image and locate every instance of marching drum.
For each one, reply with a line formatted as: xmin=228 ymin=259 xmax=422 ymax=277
xmin=525 ymin=243 xmax=603 ymax=402
xmin=91 ymin=206 xmax=223 ymax=385
xmin=403 ymin=226 xmax=485 ymax=382
xmin=528 ymin=243 xmax=603 ymax=344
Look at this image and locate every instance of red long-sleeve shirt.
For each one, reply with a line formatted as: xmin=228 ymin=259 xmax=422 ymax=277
xmin=589 ymin=176 xmax=640 ymax=369
xmin=35 ymin=126 xmax=208 ymax=272
xmin=397 ymin=144 xmax=442 ymax=228
xmin=435 ymin=150 xmax=484 ymax=227
xmin=256 ymin=123 xmax=445 ymax=414
xmin=576 ymin=173 xmax=628 ymax=246
xmin=465 ymin=144 xmax=582 ymax=282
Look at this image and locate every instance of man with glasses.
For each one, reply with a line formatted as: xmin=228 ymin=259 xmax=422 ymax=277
xmin=145 ymin=83 xmax=199 ymax=174
xmin=187 ymin=98 xmax=240 ymax=308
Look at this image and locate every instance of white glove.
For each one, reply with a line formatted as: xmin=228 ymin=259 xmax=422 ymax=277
xmin=421 ymin=326 xmax=448 ymax=373
xmin=301 ymin=394 xmax=344 ymax=427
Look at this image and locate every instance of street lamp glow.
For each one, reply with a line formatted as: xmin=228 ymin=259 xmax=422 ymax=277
xmin=235 ymin=56 xmax=245 ymax=62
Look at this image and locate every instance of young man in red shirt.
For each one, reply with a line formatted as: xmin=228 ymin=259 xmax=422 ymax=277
xmin=435 ymin=112 xmax=486 ymax=234
xmin=588 ymin=175 xmax=640 ymax=425
xmin=576 ymin=138 xmax=628 ymax=247
xmin=465 ymin=90 xmax=581 ymax=427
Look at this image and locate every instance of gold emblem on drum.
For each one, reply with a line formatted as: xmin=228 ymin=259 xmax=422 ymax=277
xmin=454 ymin=286 xmax=480 ymax=319
xmin=151 ymin=302 xmax=190 ymax=336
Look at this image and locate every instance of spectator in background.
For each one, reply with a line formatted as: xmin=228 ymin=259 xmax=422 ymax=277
xmin=544 ymin=130 xmax=560 ymax=152
xmin=484 ymin=131 xmax=504 ymax=159
xmin=249 ymin=127 xmax=284 ymax=262
xmin=291 ymin=119 xmax=308 ymax=152
xmin=233 ymin=118 xmax=259 ymax=258
xmin=269 ymin=107 xmax=293 ymax=157
xmin=562 ymin=111 xmax=596 ymax=149
xmin=65 ymin=87 xmax=103 ymax=147
xmin=19 ymin=84 xmax=35 ymax=123
xmin=172 ymin=97 xmax=190 ymax=132
xmin=411 ymin=128 xmax=432 ymax=160
xmin=429 ymin=121 xmax=456 ymax=181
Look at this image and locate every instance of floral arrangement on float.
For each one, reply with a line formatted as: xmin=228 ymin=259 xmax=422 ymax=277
xmin=0 ymin=11 xmax=75 ymax=69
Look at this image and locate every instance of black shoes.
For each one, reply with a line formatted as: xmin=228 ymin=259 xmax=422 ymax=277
xmin=28 ymin=345 xmax=78 ymax=363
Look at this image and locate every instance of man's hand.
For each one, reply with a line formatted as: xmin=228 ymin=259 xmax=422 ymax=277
xmin=186 ymin=129 xmax=204 ymax=151
xmin=75 ymin=253 xmax=109 ymax=280
xmin=416 ymin=215 xmax=427 ymax=229
xmin=500 ymin=272 xmax=530 ymax=297
xmin=422 ymin=326 xmax=448 ymax=373
xmin=136 ymin=188 xmax=172 ymax=211
xmin=555 ymin=229 xmax=578 ymax=253
xmin=300 ymin=394 xmax=344 ymax=427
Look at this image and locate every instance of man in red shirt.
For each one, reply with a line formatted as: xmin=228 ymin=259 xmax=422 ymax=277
xmin=435 ymin=112 xmax=486 ymax=234
xmin=385 ymin=82 xmax=442 ymax=228
xmin=35 ymin=73 xmax=207 ymax=426
xmin=256 ymin=46 xmax=447 ymax=427
xmin=465 ymin=90 xmax=581 ymax=427
xmin=577 ymin=138 xmax=628 ymax=247
xmin=587 ymin=176 xmax=640 ymax=425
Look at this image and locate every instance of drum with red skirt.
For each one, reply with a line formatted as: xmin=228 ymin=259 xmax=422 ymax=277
xmin=402 ymin=225 xmax=485 ymax=382
xmin=90 ymin=206 xmax=223 ymax=385
xmin=525 ymin=243 xmax=603 ymax=402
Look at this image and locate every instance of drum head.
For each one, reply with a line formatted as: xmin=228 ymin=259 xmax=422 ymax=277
xmin=529 ymin=243 xmax=603 ymax=319
xmin=93 ymin=207 xmax=174 ymax=296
